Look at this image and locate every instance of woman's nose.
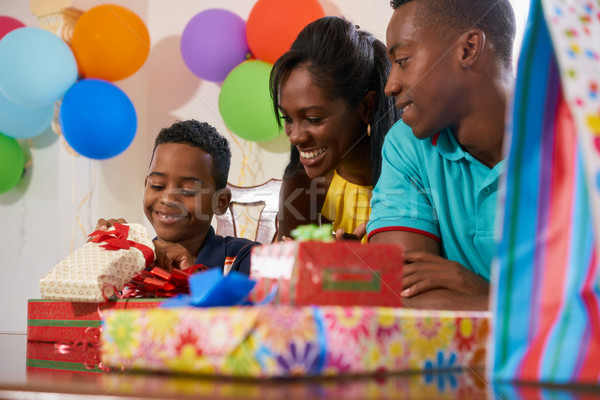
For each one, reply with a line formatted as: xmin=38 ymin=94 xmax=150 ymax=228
xmin=286 ymin=123 xmax=306 ymax=145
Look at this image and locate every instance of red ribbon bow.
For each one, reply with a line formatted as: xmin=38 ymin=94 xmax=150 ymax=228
xmin=88 ymin=223 xmax=154 ymax=267
xmin=122 ymin=264 xmax=209 ymax=298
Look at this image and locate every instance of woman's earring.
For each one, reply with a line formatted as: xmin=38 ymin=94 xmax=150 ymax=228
xmin=367 ymin=124 xmax=371 ymax=137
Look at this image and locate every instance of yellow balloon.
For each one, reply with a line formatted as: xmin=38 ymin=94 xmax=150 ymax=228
xmin=71 ymin=4 xmax=150 ymax=81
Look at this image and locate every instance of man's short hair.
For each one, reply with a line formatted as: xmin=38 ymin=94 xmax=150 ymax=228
xmin=390 ymin=0 xmax=516 ymax=68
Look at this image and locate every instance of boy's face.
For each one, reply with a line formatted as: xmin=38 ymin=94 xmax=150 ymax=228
xmin=143 ymin=143 xmax=226 ymax=244
xmin=385 ymin=1 xmax=464 ymax=139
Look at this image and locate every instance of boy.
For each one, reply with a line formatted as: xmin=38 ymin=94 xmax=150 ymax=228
xmin=96 ymin=120 xmax=259 ymax=274
xmin=367 ymin=0 xmax=516 ymax=310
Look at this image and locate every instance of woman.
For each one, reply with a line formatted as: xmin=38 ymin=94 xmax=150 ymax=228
xmin=270 ymin=16 xmax=400 ymax=241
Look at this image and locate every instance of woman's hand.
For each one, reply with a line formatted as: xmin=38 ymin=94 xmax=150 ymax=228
xmin=334 ymin=222 xmax=367 ymax=241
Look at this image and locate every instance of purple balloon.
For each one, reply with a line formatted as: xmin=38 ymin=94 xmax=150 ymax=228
xmin=181 ymin=9 xmax=250 ymax=82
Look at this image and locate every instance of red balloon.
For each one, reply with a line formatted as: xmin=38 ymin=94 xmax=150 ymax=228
xmin=0 ymin=16 xmax=25 ymax=41
xmin=246 ymin=0 xmax=325 ymax=64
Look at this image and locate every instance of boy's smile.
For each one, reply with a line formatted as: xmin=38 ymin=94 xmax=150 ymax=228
xmin=143 ymin=143 xmax=218 ymax=252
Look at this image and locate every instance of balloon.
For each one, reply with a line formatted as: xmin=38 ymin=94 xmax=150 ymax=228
xmin=219 ymin=60 xmax=282 ymax=142
xmin=59 ymin=79 xmax=137 ymax=159
xmin=181 ymin=9 xmax=250 ymax=82
xmin=246 ymin=0 xmax=325 ymax=64
xmin=0 ymin=91 xmax=53 ymax=139
xmin=71 ymin=4 xmax=150 ymax=81
xmin=0 ymin=133 xmax=25 ymax=194
xmin=0 ymin=16 xmax=25 ymax=40
xmin=0 ymin=27 xmax=77 ymax=107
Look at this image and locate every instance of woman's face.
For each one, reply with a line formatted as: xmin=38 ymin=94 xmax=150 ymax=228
xmin=278 ymin=67 xmax=366 ymax=179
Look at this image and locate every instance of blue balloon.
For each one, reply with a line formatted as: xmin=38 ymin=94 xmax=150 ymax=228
xmin=0 ymin=27 xmax=78 ymax=107
xmin=59 ymin=79 xmax=137 ymax=160
xmin=0 ymin=90 xmax=53 ymax=139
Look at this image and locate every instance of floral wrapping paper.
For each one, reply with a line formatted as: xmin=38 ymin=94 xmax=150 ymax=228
xmin=39 ymin=223 xmax=155 ymax=302
xmin=101 ymin=306 xmax=490 ymax=378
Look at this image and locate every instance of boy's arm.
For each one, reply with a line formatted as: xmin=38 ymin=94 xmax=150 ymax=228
xmin=370 ymin=230 xmax=489 ymax=310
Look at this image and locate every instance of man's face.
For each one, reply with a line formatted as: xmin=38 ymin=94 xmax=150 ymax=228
xmin=385 ymin=2 xmax=464 ymax=139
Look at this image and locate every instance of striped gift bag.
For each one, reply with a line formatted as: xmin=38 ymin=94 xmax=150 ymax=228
xmin=490 ymin=0 xmax=600 ymax=385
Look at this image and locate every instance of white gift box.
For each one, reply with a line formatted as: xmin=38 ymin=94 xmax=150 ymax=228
xmin=39 ymin=223 xmax=155 ymax=302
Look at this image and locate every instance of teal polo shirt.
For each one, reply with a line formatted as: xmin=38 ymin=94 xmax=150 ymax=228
xmin=367 ymin=120 xmax=503 ymax=281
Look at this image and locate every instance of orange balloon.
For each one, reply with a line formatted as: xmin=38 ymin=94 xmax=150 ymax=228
xmin=246 ymin=0 xmax=325 ymax=64
xmin=71 ymin=4 xmax=150 ymax=81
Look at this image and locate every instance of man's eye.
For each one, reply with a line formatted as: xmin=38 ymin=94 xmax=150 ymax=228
xmin=307 ymin=117 xmax=322 ymax=124
xmin=396 ymin=57 xmax=409 ymax=66
xmin=180 ymin=190 xmax=197 ymax=196
xmin=150 ymin=184 xmax=164 ymax=190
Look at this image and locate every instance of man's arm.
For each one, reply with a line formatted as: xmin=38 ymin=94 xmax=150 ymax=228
xmin=370 ymin=230 xmax=489 ymax=310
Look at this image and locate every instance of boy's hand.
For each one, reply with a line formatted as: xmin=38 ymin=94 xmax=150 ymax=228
xmin=94 ymin=218 xmax=127 ymax=231
xmin=334 ymin=222 xmax=367 ymax=241
xmin=400 ymin=251 xmax=489 ymax=298
xmin=153 ymin=240 xmax=193 ymax=272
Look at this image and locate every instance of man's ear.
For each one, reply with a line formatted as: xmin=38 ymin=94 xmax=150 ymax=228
xmin=360 ymin=90 xmax=378 ymax=125
xmin=214 ymin=187 xmax=231 ymax=216
xmin=458 ymin=29 xmax=486 ymax=69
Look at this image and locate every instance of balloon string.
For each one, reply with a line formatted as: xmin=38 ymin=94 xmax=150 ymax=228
xmin=77 ymin=162 xmax=96 ymax=240
xmin=226 ymin=127 xmax=249 ymax=186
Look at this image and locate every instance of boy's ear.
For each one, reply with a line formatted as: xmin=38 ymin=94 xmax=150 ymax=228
xmin=214 ymin=187 xmax=232 ymax=216
xmin=458 ymin=29 xmax=486 ymax=68
xmin=360 ymin=90 xmax=378 ymax=125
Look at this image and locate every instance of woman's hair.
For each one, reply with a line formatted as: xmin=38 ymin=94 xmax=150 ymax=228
xmin=270 ymin=16 xmax=399 ymax=185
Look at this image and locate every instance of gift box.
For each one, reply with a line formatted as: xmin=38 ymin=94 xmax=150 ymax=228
xmin=249 ymin=241 xmax=404 ymax=307
xmin=101 ymin=306 xmax=490 ymax=378
xmin=39 ymin=223 xmax=155 ymax=302
xmin=26 ymin=340 xmax=103 ymax=375
xmin=27 ymin=298 xmax=164 ymax=343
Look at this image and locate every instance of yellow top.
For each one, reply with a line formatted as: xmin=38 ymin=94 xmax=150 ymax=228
xmin=321 ymin=171 xmax=372 ymax=243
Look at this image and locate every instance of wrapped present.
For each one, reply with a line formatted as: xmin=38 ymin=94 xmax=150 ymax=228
xmin=249 ymin=241 xmax=403 ymax=307
xmin=27 ymin=298 xmax=163 ymax=343
xmin=26 ymin=340 xmax=103 ymax=375
xmin=39 ymin=223 xmax=155 ymax=302
xmin=101 ymin=306 xmax=490 ymax=378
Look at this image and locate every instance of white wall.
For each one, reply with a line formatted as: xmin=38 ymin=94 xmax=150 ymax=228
xmin=0 ymin=0 xmax=527 ymax=333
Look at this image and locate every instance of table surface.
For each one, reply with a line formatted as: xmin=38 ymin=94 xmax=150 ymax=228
xmin=1 ymin=333 xmax=598 ymax=399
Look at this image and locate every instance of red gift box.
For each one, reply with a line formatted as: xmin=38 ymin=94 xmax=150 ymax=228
xmin=27 ymin=298 xmax=163 ymax=343
xmin=26 ymin=340 xmax=103 ymax=375
xmin=249 ymin=241 xmax=403 ymax=306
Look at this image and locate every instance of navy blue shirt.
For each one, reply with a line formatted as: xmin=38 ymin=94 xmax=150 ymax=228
xmin=195 ymin=227 xmax=259 ymax=275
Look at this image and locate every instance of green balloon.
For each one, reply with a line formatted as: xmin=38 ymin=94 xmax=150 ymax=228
xmin=219 ymin=60 xmax=282 ymax=142
xmin=0 ymin=132 xmax=25 ymax=193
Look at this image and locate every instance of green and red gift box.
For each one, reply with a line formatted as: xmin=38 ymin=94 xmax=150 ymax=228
xmin=27 ymin=298 xmax=163 ymax=343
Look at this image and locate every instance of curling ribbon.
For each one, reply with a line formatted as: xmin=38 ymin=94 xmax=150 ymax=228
xmin=121 ymin=264 xmax=208 ymax=298
xmin=88 ymin=223 xmax=154 ymax=267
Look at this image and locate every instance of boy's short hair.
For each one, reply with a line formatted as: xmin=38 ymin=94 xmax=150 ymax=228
xmin=390 ymin=0 xmax=516 ymax=68
xmin=151 ymin=120 xmax=231 ymax=189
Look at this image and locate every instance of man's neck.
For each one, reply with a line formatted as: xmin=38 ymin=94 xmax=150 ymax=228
xmin=452 ymin=70 xmax=513 ymax=168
